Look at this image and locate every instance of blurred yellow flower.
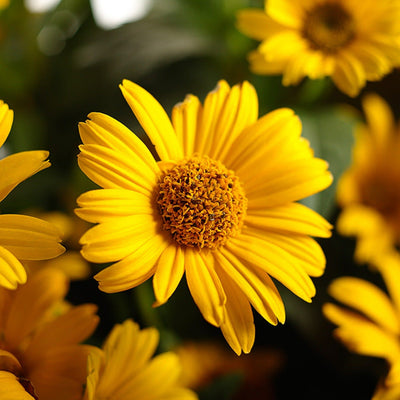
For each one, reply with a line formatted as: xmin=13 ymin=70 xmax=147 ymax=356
xmin=0 ymin=101 xmax=65 ymax=289
xmin=0 ymin=267 xmax=99 ymax=400
xmin=236 ymin=0 xmax=400 ymax=97
xmin=76 ymin=79 xmax=332 ymax=354
xmin=336 ymin=94 xmax=400 ymax=264
xmin=0 ymin=0 xmax=8 ymax=10
xmin=25 ymin=211 xmax=91 ymax=280
xmin=84 ymin=319 xmax=198 ymax=400
xmin=323 ymin=252 xmax=400 ymax=400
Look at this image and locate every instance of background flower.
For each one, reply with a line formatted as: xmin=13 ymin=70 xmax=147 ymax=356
xmin=0 ymin=267 xmax=99 ymax=400
xmin=237 ymin=0 xmax=400 ymax=97
xmin=336 ymin=93 xmax=400 ymax=265
xmin=323 ymin=252 xmax=400 ymax=400
xmin=84 ymin=319 xmax=197 ymax=400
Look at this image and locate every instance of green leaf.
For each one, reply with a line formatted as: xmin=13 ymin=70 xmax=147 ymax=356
xmin=296 ymin=106 xmax=358 ymax=219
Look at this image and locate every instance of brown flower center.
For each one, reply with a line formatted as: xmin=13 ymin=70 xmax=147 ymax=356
xmin=302 ymin=2 xmax=355 ymax=53
xmin=156 ymin=156 xmax=247 ymax=249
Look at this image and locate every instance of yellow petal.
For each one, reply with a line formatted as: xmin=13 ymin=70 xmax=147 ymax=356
xmin=225 ymin=107 xmax=299 ymax=170
xmin=236 ymin=9 xmax=284 ymax=40
xmin=229 ymin=108 xmax=302 ymax=173
xmin=185 ymin=248 xmax=226 ymax=327
xmin=153 ymin=244 xmax=185 ymax=306
xmin=375 ymin=252 xmax=400 ymax=317
xmin=24 ymin=304 xmax=99 ymax=365
xmin=323 ymin=303 xmax=400 ymax=362
xmin=114 ymin=352 xmax=182 ymax=400
xmin=227 ymin=234 xmax=316 ymax=302
xmin=98 ymin=320 xmax=159 ymax=396
xmin=216 ymin=247 xmax=284 ymax=325
xmin=248 ymin=49 xmax=287 ymax=75
xmin=0 ymin=151 xmax=50 ymax=202
xmin=246 ymin=158 xmax=332 ymax=207
xmin=78 ymin=143 xmax=157 ymax=195
xmin=76 ymin=188 xmax=154 ymax=223
xmin=253 ymin=232 xmax=326 ymax=277
xmin=79 ymin=112 xmax=158 ymax=174
xmin=171 ymin=94 xmax=202 ymax=158
xmin=80 ymin=215 xmax=158 ymax=263
xmin=0 ymin=371 xmax=33 ymax=400
xmin=94 ymin=234 xmax=168 ymax=293
xmin=194 ymin=80 xmax=230 ymax=155
xmin=332 ymin=52 xmax=366 ymax=97
xmin=266 ymin=0 xmax=303 ymax=28
xmin=120 ymin=80 xmax=184 ymax=161
xmin=0 ymin=214 xmax=65 ymax=261
xmin=246 ymin=202 xmax=332 ymax=238
xmin=5 ymin=268 xmax=68 ymax=350
xmin=362 ymin=93 xmax=395 ymax=146
xmin=0 ymin=101 xmax=13 ymax=149
xmin=328 ymin=277 xmax=400 ymax=334
xmin=0 ymin=246 xmax=26 ymax=289
xmin=215 ymin=265 xmax=255 ymax=355
xmin=207 ymin=81 xmax=259 ymax=163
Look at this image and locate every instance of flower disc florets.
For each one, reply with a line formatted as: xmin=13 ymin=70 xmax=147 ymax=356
xmin=303 ymin=3 xmax=355 ymax=53
xmin=156 ymin=156 xmax=248 ymax=249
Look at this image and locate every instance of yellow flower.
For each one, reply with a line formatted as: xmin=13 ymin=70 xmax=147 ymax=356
xmin=84 ymin=319 xmax=198 ymax=400
xmin=236 ymin=0 xmax=400 ymax=97
xmin=323 ymin=252 xmax=400 ymax=400
xmin=336 ymin=94 xmax=400 ymax=264
xmin=0 ymin=101 xmax=65 ymax=289
xmin=76 ymin=79 xmax=332 ymax=354
xmin=0 ymin=267 xmax=99 ymax=400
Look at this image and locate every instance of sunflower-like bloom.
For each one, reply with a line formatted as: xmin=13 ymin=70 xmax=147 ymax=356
xmin=236 ymin=0 xmax=400 ymax=97
xmin=84 ymin=319 xmax=198 ymax=400
xmin=0 ymin=101 xmax=65 ymax=289
xmin=76 ymin=79 xmax=332 ymax=354
xmin=336 ymin=94 xmax=400 ymax=265
xmin=323 ymin=252 xmax=400 ymax=400
xmin=0 ymin=267 xmax=99 ymax=400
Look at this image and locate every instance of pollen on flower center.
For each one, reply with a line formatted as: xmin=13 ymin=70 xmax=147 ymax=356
xmin=156 ymin=156 xmax=248 ymax=249
xmin=302 ymin=3 xmax=355 ymax=53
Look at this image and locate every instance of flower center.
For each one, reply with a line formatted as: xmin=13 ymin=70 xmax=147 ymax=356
xmin=302 ymin=2 xmax=355 ymax=53
xmin=156 ymin=156 xmax=247 ymax=249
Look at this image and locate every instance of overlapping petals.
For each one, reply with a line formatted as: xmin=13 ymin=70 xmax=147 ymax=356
xmin=77 ymin=79 xmax=332 ymax=354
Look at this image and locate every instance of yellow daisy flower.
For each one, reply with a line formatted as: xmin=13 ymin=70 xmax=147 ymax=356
xmin=76 ymin=79 xmax=332 ymax=354
xmin=0 ymin=101 xmax=65 ymax=289
xmin=0 ymin=267 xmax=99 ymax=400
xmin=336 ymin=94 xmax=400 ymax=264
xmin=236 ymin=0 xmax=400 ymax=97
xmin=84 ymin=319 xmax=198 ymax=400
xmin=323 ymin=252 xmax=400 ymax=400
